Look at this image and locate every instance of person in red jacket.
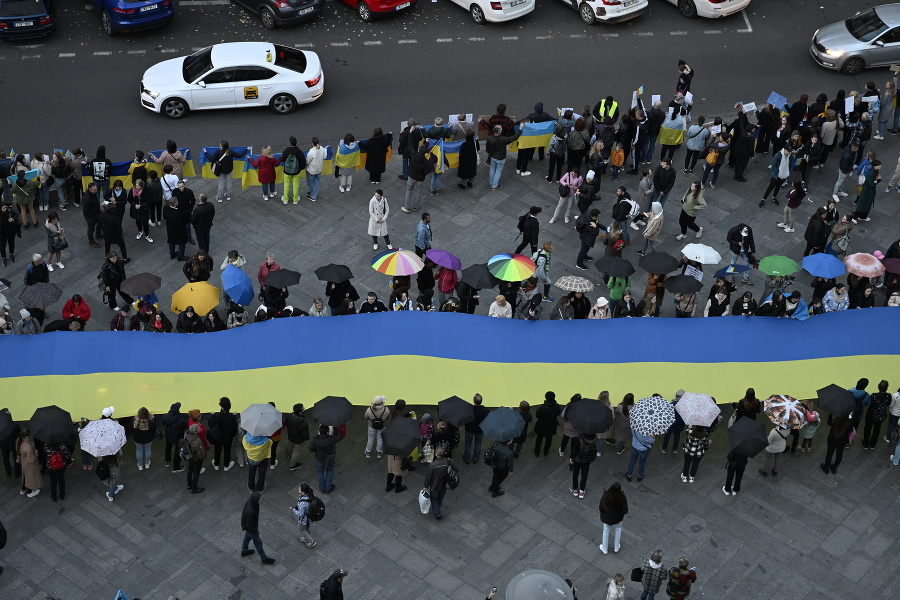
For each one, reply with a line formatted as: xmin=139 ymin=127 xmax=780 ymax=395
xmin=257 ymin=252 xmax=280 ymax=298
xmin=247 ymin=146 xmax=281 ymax=201
xmin=62 ymin=294 xmax=91 ymax=324
xmin=187 ymin=409 xmax=211 ymax=452
xmin=434 ymin=266 xmax=458 ymax=306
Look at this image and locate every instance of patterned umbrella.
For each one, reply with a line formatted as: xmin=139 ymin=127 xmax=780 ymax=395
xmin=675 ymin=393 xmax=722 ymax=427
xmin=239 ymin=403 xmax=284 ymax=436
xmin=488 ymin=254 xmax=536 ymax=281
xmin=479 ymin=407 xmax=525 ymax=442
xmin=630 ymin=395 xmax=676 ymax=436
xmin=844 ymin=253 xmax=885 ymax=278
xmin=371 ymin=249 xmax=425 ymax=276
xmin=19 ymin=282 xmax=63 ymax=309
xmin=764 ymin=394 xmax=808 ymax=429
xmin=171 ymin=282 xmax=219 ymax=316
xmin=681 ymin=243 xmax=722 ymax=264
xmin=425 ymin=249 xmax=462 ymax=270
xmin=553 ymin=275 xmax=594 ymax=293
xmin=758 ymin=255 xmax=799 ymax=276
xmin=802 ymin=253 xmax=846 ymax=278
xmin=79 ymin=418 xmax=127 ymax=457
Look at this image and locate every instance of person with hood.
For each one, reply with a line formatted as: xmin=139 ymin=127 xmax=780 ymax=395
xmin=100 ymin=202 xmax=129 ymax=262
xmin=593 ymin=95 xmax=620 ymax=124
xmin=534 ymin=392 xmax=562 ymax=457
xmin=515 ymin=102 xmax=556 ymax=174
xmin=683 ymin=116 xmax=710 ymax=175
xmin=241 ymin=491 xmax=276 ymax=563
xmin=822 ymin=283 xmax=849 ymax=312
xmin=88 ymin=145 xmax=113 ymax=198
xmin=309 ymin=424 xmax=341 ymax=493
xmin=176 ymin=306 xmax=204 ymax=333
xmin=640 ymin=550 xmax=668 ymax=600
xmin=208 ymin=397 xmax=238 ymax=471
xmin=545 ymin=125 xmax=568 ymax=183
xmin=637 ymin=202 xmax=664 ymax=257
xmin=184 ymin=423 xmax=207 ymax=493
xmin=848 ymin=378 xmax=871 ymax=434
xmin=456 ymin=132 xmax=479 ymax=190
xmin=725 ymin=224 xmax=755 ymax=285
xmin=204 ymin=141 xmax=250 ymax=203
xmin=290 ymin=482 xmax=318 ymax=548
xmin=821 ymin=415 xmax=853 ymax=474
xmin=285 ymin=403 xmax=310 ymax=471
xmin=832 ymin=142 xmax=859 ymax=202
xmin=162 ymin=403 xmax=188 ymax=472
xmin=23 ymin=253 xmax=50 ymax=325
xmin=243 ymin=429 xmax=272 ymax=493
xmin=598 ymin=481 xmax=628 ymax=554
xmin=323 ymin=569 xmax=348 ymax=600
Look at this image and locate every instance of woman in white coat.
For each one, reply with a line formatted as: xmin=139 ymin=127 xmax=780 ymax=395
xmin=368 ymin=189 xmax=392 ymax=250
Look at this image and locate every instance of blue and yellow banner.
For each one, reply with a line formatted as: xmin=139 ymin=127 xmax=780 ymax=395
xmin=516 ymin=121 xmax=556 ymax=150
xmin=6 ymin=168 xmax=39 ymax=187
xmin=145 ymin=148 xmax=197 ymax=179
xmin=241 ymin=153 xmax=284 ymax=190
xmin=1 ymin=310 xmax=898 ymax=419
xmin=199 ymin=146 xmax=251 ymax=180
xmin=334 ymin=143 xmax=361 ymax=170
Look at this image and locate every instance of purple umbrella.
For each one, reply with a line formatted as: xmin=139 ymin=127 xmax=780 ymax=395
xmin=426 ymin=248 xmax=462 ymax=271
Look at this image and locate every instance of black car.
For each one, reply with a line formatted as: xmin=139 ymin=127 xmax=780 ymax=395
xmin=231 ymin=0 xmax=323 ymax=30
xmin=0 ymin=0 xmax=54 ymax=39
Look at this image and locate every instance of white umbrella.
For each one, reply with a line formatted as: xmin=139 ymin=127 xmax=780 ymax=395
xmin=240 ymin=403 xmax=283 ymax=437
xmin=675 ymin=392 xmax=722 ymax=427
xmin=79 ymin=418 xmax=127 ymax=457
xmin=681 ymin=243 xmax=722 ymax=265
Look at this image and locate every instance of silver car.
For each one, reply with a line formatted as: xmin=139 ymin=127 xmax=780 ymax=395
xmin=810 ymin=4 xmax=900 ymax=75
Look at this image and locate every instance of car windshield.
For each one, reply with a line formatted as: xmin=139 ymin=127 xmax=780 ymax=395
xmin=846 ymin=8 xmax=888 ymax=42
xmin=0 ymin=0 xmax=45 ymax=16
xmin=183 ymin=47 xmax=213 ymax=83
xmin=273 ymin=45 xmax=308 ymax=74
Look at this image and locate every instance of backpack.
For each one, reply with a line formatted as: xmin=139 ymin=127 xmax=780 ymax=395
xmin=177 ymin=437 xmax=194 ymax=461
xmin=96 ymin=460 xmax=110 ymax=481
xmin=370 ymin=407 xmax=386 ymax=431
xmin=97 ymin=266 xmax=107 ymax=292
xmin=706 ymin=147 xmax=719 ymax=166
xmin=549 ymin=136 xmax=566 ymax=157
xmin=517 ymin=214 xmax=527 ymax=233
xmin=624 ymin=199 xmax=640 ymax=219
xmin=483 ymin=442 xmax=498 ymax=467
xmin=283 ymin=151 xmax=302 ymax=176
xmin=580 ymin=442 xmax=598 ymax=463
xmin=49 ymin=449 xmax=65 ymax=471
xmin=307 ymin=496 xmax=326 ymax=521
xmin=446 ymin=462 xmax=461 ymax=490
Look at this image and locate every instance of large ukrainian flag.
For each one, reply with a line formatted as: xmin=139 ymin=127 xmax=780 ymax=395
xmin=516 ymin=121 xmax=556 ymax=150
xmin=199 ymin=146 xmax=251 ymax=180
xmin=426 ymin=139 xmax=462 ymax=169
xmin=334 ymin=143 xmax=361 ymax=170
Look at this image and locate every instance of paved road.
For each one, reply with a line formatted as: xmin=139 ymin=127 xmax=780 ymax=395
xmin=0 ymin=0 xmax=875 ymax=153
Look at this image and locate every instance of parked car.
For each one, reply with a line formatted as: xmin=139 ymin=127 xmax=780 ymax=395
xmin=662 ymin=0 xmax=749 ymax=19
xmin=810 ymin=4 xmax=900 ymax=75
xmin=558 ymin=0 xmax=647 ymax=24
xmin=337 ymin=0 xmax=415 ymax=21
xmin=88 ymin=0 xmax=175 ymax=36
xmin=140 ymin=42 xmax=324 ymax=119
xmin=0 ymin=0 xmax=54 ymax=39
xmin=450 ymin=0 xmax=534 ymax=23
xmin=230 ymin=0 xmax=324 ymax=30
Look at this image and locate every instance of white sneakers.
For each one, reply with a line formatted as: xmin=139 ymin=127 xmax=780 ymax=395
xmin=146 ymin=237 xmax=153 ymax=243
xmin=776 ymin=222 xmax=786 ymax=228
xmin=137 ymin=232 xmax=143 ymax=240
xmin=48 ymin=264 xmax=54 ymax=272
xmin=630 ymin=222 xmax=640 ymax=231
xmin=224 ymin=461 xmax=235 ymax=471
xmin=373 ymin=244 xmax=379 ymax=250
xmin=675 ymin=234 xmax=686 ymax=241
xmin=520 ymin=171 xmax=531 ymax=176
xmin=784 ymin=228 xmax=795 ymax=233
xmin=387 ymin=244 xmax=393 ymax=250
xmin=138 ymin=464 xmax=144 ymax=471
xmin=695 ymin=227 xmax=704 ymax=238
xmin=27 ymin=489 xmax=40 ymax=498
xmin=269 ymin=460 xmax=278 ymax=470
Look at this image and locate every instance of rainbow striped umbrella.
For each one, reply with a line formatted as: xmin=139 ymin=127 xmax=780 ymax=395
xmin=371 ymin=248 xmax=425 ymax=276
xmin=487 ymin=253 xmax=536 ymax=281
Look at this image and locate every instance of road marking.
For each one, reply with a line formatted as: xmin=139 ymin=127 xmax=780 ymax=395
xmin=704 ymin=30 xmax=721 ymax=34
xmin=536 ymin=35 xmax=553 ymax=40
xmin=161 ymin=48 xmax=177 ymax=53
xmin=436 ymin=38 xmax=452 ymax=42
xmin=294 ymin=43 xmax=314 ymax=48
xmin=191 ymin=47 xmax=205 ymax=51
xmin=569 ymin=33 xmax=586 ymax=39
xmin=670 ymin=31 xmax=687 ymax=36
xmin=58 ymin=52 xmax=76 ymax=57
xmin=398 ymin=39 xmax=417 ymax=44
xmin=128 ymin=49 xmax=147 ymax=55
xmin=330 ymin=42 xmax=349 ymax=47
xmin=93 ymin=51 xmax=111 ymax=56
xmin=468 ymin=37 xmax=484 ymax=42
xmin=636 ymin=32 xmax=653 ymax=37
xmin=22 ymin=54 xmax=41 ymax=59
xmin=363 ymin=40 xmax=382 ymax=46
xmin=739 ymin=9 xmax=753 ymax=33
xmin=601 ymin=33 xmax=618 ymax=38
xmin=502 ymin=36 xmax=518 ymax=41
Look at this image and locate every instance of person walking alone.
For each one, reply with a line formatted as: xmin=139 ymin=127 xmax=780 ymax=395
xmin=367 ymin=190 xmax=392 ymax=251
xmin=240 ymin=491 xmax=276 ymax=564
xmin=675 ymin=182 xmax=705 ymax=241
xmin=760 ymin=146 xmax=795 ymax=207
xmin=598 ymin=481 xmax=628 ymax=554
xmin=290 ymin=482 xmax=318 ymax=548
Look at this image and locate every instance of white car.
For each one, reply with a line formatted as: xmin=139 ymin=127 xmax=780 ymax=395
xmin=663 ymin=0 xmax=750 ymax=18
xmin=559 ymin=0 xmax=648 ymax=24
xmin=140 ymin=42 xmax=324 ymax=119
xmin=452 ymin=0 xmax=534 ymax=23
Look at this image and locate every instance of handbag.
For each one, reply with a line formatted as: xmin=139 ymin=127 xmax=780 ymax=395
xmin=630 ymin=567 xmax=644 ymax=582
xmin=558 ymin=184 xmax=570 ymax=198
xmin=51 ymin=234 xmax=69 ymax=252
xmin=418 ymin=489 xmax=431 ymax=514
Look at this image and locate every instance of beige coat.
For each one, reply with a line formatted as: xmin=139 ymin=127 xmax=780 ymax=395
xmin=17 ymin=436 xmax=42 ymax=490
xmin=642 ymin=212 xmax=664 ymax=241
xmin=367 ymin=196 xmax=389 ymax=237
xmin=365 ymin=404 xmax=391 ymax=429
xmin=387 ymin=454 xmax=408 ymax=476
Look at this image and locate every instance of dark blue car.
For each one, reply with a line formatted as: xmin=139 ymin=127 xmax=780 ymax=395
xmin=0 ymin=0 xmax=55 ymax=39
xmin=89 ymin=0 xmax=175 ymax=36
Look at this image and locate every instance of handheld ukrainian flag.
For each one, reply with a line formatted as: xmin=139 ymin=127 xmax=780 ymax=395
xmin=425 ymin=139 xmax=462 ymax=169
xmin=517 ymin=121 xmax=556 ymax=150
xmin=199 ymin=146 xmax=250 ymax=180
xmin=6 ymin=168 xmax=39 ymax=187
xmin=82 ymin=161 xmax=134 ymax=190
xmin=357 ymin=135 xmax=394 ymax=171
xmin=146 ymin=147 xmax=197 ymax=179
xmin=320 ymin=145 xmax=335 ymax=176
xmin=335 ymin=142 xmax=361 ymax=170
xmin=241 ymin=153 xmax=284 ymax=190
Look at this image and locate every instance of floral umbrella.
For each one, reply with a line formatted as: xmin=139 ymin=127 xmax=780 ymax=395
xmin=79 ymin=418 xmax=127 ymax=457
xmin=630 ymin=395 xmax=676 ymax=436
xmin=763 ymin=394 xmax=808 ymax=429
xmin=675 ymin=392 xmax=722 ymax=427
xmin=844 ymin=253 xmax=885 ymax=278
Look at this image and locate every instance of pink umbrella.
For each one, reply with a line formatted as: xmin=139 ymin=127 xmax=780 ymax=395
xmin=425 ymin=248 xmax=462 ymax=270
xmin=844 ymin=253 xmax=885 ymax=278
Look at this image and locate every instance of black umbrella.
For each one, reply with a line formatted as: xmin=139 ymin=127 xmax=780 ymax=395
xmin=728 ymin=417 xmax=768 ymax=458
xmin=816 ymin=384 xmax=857 ymax=418
xmin=382 ymin=417 xmax=421 ymax=456
xmin=30 ymin=405 xmax=73 ymax=444
xmin=565 ymin=399 xmax=614 ymax=435
xmin=19 ymin=282 xmax=63 ymax=309
xmin=0 ymin=409 xmax=14 ymax=440
xmin=460 ymin=263 xmax=501 ymax=289
xmin=315 ymin=263 xmax=354 ymax=283
xmin=664 ymin=274 xmax=703 ymax=294
xmin=308 ymin=396 xmax=354 ymax=427
xmin=479 ymin=407 xmax=525 ymax=442
xmin=638 ymin=252 xmax=681 ymax=274
xmin=120 ymin=272 xmax=162 ymax=296
xmin=438 ymin=395 xmax=474 ymax=427
xmin=594 ymin=256 xmax=635 ymax=278
xmin=265 ymin=269 xmax=302 ymax=288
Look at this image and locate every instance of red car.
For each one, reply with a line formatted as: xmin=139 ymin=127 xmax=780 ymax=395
xmin=338 ymin=0 xmax=415 ymax=20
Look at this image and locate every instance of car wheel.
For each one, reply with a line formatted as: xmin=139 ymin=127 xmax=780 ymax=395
xmin=470 ymin=4 xmax=485 ymax=23
xmin=162 ymin=98 xmax=188 ymax=119
xmin=840 ymin=57 xmax=865 ymax=76
xmin=579 ymin=2 xmax=596 ymax=24
xmin=677 ymin=0 xmax=697 ymax=18
xmin=270 ymin=93 xmax=297 ymax=115
xmin=101 ymin=10 xmax=117 ymax=36
xmin=357 ymin=2 xmax=372 ymax=21
xmin=260 ymin=7 xmax=276 ymax=30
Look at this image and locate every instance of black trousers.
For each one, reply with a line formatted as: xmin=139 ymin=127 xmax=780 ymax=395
xmin=49 ymin=466 xmax=66 ymax=499
xmin=734 ymin=158 xmax=750 ymax=179
xmin=195 ymin=227 xmax=211 ymax=252
xmin=559 ymin=435 xmax=572 ymax=453
xmin=824 ymin=438 xmax=845 ymax=469
xmin=572 ymin=462 xmax=589 ymax=490
xmin=2 ymin=444 xmax=21 ymax=478
xmin=679 ymin=211 xmax=700 ymax=235
xmin=214 ymin=434 xmax=234 ymax=467
xmin=104 ymin=238 xmax=128 ymax=260
xmin=165 ymin=442 xmax=183 ymax=470
xmin=547 ymin=155 xmax=564 ymax=181
xmin=0 ymin=232 xmax=14 ymax=258
xmin=186 ymin=458 xmax=203 ymax=490
xmin=489 ymin=467 xmax=508 ymax=492
xmin=762 ymin=177 xmax=786 ymax=200
xmin=516 ymin=148 xmax=535 ymax=172
xmin=534 ymin=434 xmax=553 ymax=456
xmin=862 ymin=419 xmax=885 ymax=448
xmin=85 ymin=215 xmax=101 ymax=243
xmin=514 ymin=235 xmax=537 ymax=256
xmin=725 ymin=464 xmax=745 ymax=492
xmin=107 ymin=285 xmax=134 ymax=310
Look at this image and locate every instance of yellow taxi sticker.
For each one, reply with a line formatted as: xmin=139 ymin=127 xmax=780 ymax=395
xmin=244 ymin=87 xmax=259 ymax=100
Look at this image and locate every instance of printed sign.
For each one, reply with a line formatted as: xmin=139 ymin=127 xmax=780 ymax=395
xmin=244 ymin=87 xmax=258 ymax=100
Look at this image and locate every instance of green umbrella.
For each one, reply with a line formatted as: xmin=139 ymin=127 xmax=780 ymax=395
xmin=758 ymin=255 xmax=799 ymax=276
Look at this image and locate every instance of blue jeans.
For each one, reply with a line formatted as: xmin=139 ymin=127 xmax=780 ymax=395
xmin=513 ymin=441 xmax=524 ymax=455
xmin=642 ymin=137 xmax=657 ymax=164
xmin=96 ymin=180 xmax=110 ymax=199
xmin=168 ymin=242 xmax=185 ymax=260
xmin=242 ymin=530 xmax=270 ymax=560
xmin=401 ymin=156 xmax=410 ymax=178
xmin=430 ymin=489 xmax=446 ymax=517
xmin=640 ymin=592 xmax=656 ymax=600
xmin=261 ymin=182 xmax=275 ymax=196
xmin=36 ymin=182 xmax=50 ymax=207
xmin=879 ymin=119 xmax=889 ymax=138
xmin=307 ymin=173 xmax=321 ymax=200
xmin=608 ymin=298 xmax=619 ymax=317
xmin=616 ymin=219 xmax=630 ymax=242
xmin=576 ymin=241 xmax=592 ymax=268
xmin=54 ymin=179 xmax=68 ymax=207
xmin=489 ymin=158 xmax=505 ymax=189
xmin=616 ymin=440 xmax=626 ymax=452
xmin=184 ymin=222 xmax=193 ymax=242
xmin=430 ymin=172 xmax=442 ymax=193
xmin=247 ymin=457 xmax=269 ymax=492
xmin=730 ymin=250 xmax=752 ymax=282
xmin=662 ymin=429 xmax=682 ymax=451
xmin=82 ymin=450 xmax=93 ymax=467
xmin=702 ymin=162 xmax=721 ymax=185
xmin=650 ymin=189 xmax=670 ymax=206
xmin=315 ymin=459 xmax=334 ymax=492
xmin=887 ymin=415 xmax=900 ymax=442
xmin=135 ymin=442 xmax=152 ymax=466
xmin=626 ymin=447 xmax=649 ymax=478
xmin=463 ymin=431 xmax=483 ymax=463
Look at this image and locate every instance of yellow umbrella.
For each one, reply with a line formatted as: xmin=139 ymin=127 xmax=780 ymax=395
xmin=171 ymin=282 xmax=220 ymax=316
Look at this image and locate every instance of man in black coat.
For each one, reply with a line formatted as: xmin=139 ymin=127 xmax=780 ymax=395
xmin=172 ymin=180 xmax=196 ymax=245
xmin=163 ymin=198 xmax=187 ymax=261
xmin=402 ymin=146 xmax=430 ymax=213
xmin=726 ymin=223 xmax=756 ymax=284
xmin=240 ymin=492 xmax=275 ymax=564
xmin=209 ymin=396 xmax=239 ymax=471
xmin=575 ymin=209 xmax=602 ymax=270
xmin=732 ymin=125 xmax=756 ymax=182
xmin=804 ymin=208 xmax=829 ymax=256
xmin=323 ymin=569 xmax=348 ymax=600
xmin=82 ymin=182 xmax=102 ymax=248
xmin=463 ymin=394 xmax=490 ymax=464
xmin=284 ymin=403 xmax=309 ymax=471
xmin=398 ymin=120 xmax=424 ymax=180
xmin=162 ymin=403 xmax=188 ymax=472
xmin=190 ymin=193 xmax=215 ymax=252
xmin=651 ymin=159 xmax=676 ymax=205
xmin=514 ymin=206 xmax=541 ymax=255
xmin=100 ymin=203 xmax=128 ymax=261
xmin=357 ymin=292 xmax=388 ymax=313
xmin=455 ymin=281 xmax=480 ymax=315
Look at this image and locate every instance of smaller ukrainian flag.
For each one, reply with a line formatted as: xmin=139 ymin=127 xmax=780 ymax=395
xmin=516 ymin=121 xmax=556 ymax=150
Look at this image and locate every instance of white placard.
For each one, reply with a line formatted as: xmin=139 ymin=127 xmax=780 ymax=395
xmin=684 ymin=92 xmax=694 ymax=105
xmin=667 ymin=106 xmax=675 ymax=117
xmin=466 ymin=113 xmax=473 ymax=123
xmin=742 ymin=102 xmax=757 ymax=113
xmin=401 ymin=121 xmax=408 ymax=131
xmin=631 ymin=91 xmax=638 ymax=109
xmin=651 ymin=95 xmax=661 ymax=106
xmin=448 ymin=115 xmax=459 ymax=126
xmin=557 ymin=107 xmax=573 ymax=117
xmin=845 ymin=97 xmax=855 ymax=115
xmin=685 ymin=265 xmax=703 ymax=282
xmin=711 ymin=125 xmax=722 ymax=134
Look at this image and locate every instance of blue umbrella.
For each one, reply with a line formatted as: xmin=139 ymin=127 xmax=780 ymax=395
xmin=714 ymin=264 xmax=750 ymax=278
xmin=222 ymin=265 xmax=254 ymax=306
xmin=801 ymin=253 xmax=846 ymax=278
xmin=479 ymin=407 xmax=525 ymax=442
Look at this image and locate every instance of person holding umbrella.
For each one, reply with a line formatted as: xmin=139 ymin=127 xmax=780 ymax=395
xmin=242 ymin=429 xmax=272 ymax=493
xmin=534 ymin=391 xmax=562 ymax=457
xmin=821 ymin=415 xmax=853 ymax=475
xmin=101 ymin=453 xmax=125 ymax=501
xmin=489 ymin=439 xmax=514 ymax=498
xmin=100 ymin=251 xmax=132 ymax=312
xmin=723 ymin=448 xmax=748 ymax=496
xmin=16 ymin=429 xmax=41 ymax=498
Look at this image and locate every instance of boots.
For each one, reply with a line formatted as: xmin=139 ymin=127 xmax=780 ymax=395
xmin=394 ymin=476 xmax=407 ymax=493
xmin=385 ymin=473 xmax=395 ymax=492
